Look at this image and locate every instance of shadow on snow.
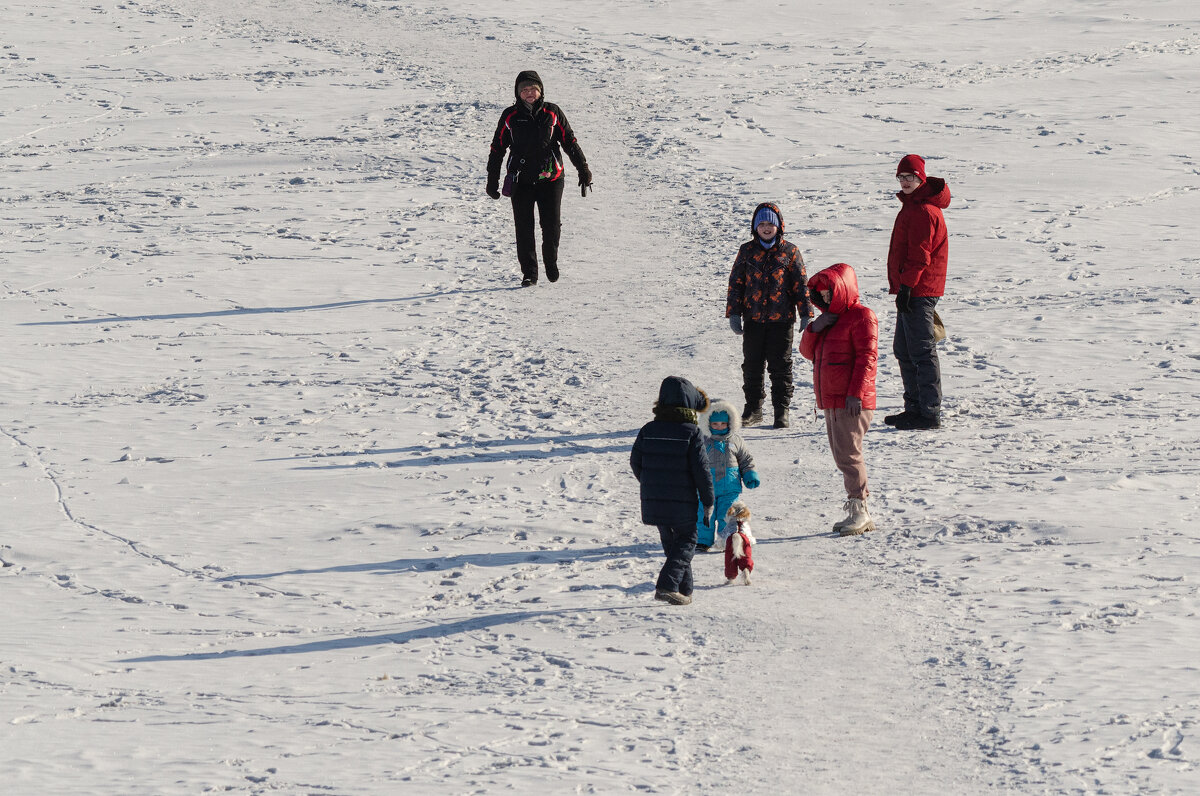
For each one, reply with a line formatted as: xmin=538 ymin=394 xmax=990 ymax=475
xmin=120 ymin=606 xmax=638 ymax=663
xmin=20 ymin=287 xmax=512 ymax=326
xmin=282 ymin=428 xmax=639 ymax=470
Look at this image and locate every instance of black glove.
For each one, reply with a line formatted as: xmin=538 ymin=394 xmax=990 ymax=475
xmin=578 ymin=165 xmax=592 ymax=187
xmin=896 ymin=284 xmax=913 ymax=313
xmin=486 ymin=176 xmax=500 ymax=200
xmin=703 ymin=505 xmax=714 ymax=525
xmin=810 ymin=312 xmax=838 ymax=333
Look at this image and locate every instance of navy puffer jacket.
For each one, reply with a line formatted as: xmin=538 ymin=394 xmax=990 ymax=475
xmin=630 ymin=377 xmax=715 ymax=526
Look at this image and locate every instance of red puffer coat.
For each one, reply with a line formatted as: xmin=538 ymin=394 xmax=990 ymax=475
xmin=887 ymin=176 xmax=950 ymax=297
xmin=799 ymin=263 xmax=878 ymax=410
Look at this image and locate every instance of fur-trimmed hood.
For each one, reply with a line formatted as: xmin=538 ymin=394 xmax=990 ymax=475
xmin=699 ymin=398 xmax=741 ymax=438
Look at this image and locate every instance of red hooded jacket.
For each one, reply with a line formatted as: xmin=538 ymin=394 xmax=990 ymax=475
xmin=887 ymin=177 xmax=950 ymax=297
xmin=799 ymin=263 xmax=878 ymax=411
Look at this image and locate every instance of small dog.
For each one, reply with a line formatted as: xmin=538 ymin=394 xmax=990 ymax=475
xmin=723 ymin=501 xmax=755 ymax=585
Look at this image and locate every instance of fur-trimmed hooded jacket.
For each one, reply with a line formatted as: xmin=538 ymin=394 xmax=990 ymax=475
xmin=699 ymin=399 xmax=756 ymax=497
xmin=800 ymin=263 xmax=879 ymax=411
xmin=725 ymin=202 xmax=812 ymax=325
xmin=630 ymin=377 xmax=715 ymax=526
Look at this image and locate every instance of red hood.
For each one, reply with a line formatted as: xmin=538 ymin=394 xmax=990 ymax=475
xmin=897 ymin=176 xmax=950 ymax=210
xmin=808 ymin=262 xmax=860 ymax=314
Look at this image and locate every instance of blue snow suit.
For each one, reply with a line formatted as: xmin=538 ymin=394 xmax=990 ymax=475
xmin=695 ymin=399 xmax=759 ymax=547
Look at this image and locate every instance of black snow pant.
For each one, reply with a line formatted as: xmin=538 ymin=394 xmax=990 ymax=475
xmin=893 ymin=296 xmax=942 ymax=419
xmin=510 ymin=178 xmax=564 ymax=282
xmin=656 ymin=524 xmax=697 ymax=597
xmin=741 ymin=320 xmax=795 ymax=411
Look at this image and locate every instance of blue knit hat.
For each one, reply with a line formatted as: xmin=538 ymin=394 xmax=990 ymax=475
xmin=754 ymin=207 xmax=780 ymax=228
xmin=709 ymin=410 xmax=731 ymax=434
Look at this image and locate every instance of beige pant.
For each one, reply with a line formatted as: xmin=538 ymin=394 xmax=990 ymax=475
xmin=824 ymin=407 xmax=873 ymax=499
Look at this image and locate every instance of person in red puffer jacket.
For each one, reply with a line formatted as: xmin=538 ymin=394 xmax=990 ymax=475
xmin=800 ymin=263 xmax=878 ymax=536
xmin=886 ymin=153 xmax=950 ymax=430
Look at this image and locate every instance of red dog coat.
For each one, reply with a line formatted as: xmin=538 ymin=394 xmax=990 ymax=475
xmin=724 ymin=522 xmax=754 ymax=579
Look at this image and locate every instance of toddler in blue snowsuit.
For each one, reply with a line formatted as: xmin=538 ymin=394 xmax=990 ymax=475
xmin=696 ymin=398 xmax=760 ymax=550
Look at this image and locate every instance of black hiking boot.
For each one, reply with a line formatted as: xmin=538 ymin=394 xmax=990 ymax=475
xmin=893 ymin=413 xmax=941 ymax=430
xmin=884 ymin=410 xmax=917 ymax=426
xmin=773 ymin=406 xmax=790 ymax=428
xmin=545 ymin=263 xmax=559 ymax=282
xmin=742 ymin=403 xmax=763 ymax=426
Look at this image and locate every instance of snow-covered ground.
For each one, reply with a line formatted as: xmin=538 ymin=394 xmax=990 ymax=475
xmin=3 ymin=0 xmax=1198 ymax=792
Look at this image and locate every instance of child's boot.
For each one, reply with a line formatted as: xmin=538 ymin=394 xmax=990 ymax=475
xmin=742 ymin=402 xmax=763 ymax=426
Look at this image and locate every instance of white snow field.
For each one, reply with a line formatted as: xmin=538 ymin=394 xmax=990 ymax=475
xmin=3 ymin=0 xmax=1198 ymax=793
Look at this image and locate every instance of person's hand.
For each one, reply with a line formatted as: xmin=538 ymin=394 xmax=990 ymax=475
xmin=703 ymin=505 xmax=714 ymax=525
xmin=743 ymin=471 xmax=761 ymax=489
xmin=845 ymin=396 xmax=863 ymax=416
xmin=810 ymin=312 xmax=838 ymax=333
xmin=486 ymin=180 xmax=501 ymax=200
xmin=728 ymin=314 xmax=743 ymax=335
xmin=578 ymin=166 xmax=592 ymax=188
xmin=896 ymin=284 xmax=912 ymax=313
xmin=797 ymin=316 xmax=809 ymax=334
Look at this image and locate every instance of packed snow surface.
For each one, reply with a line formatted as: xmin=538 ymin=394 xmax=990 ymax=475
xmin=2 ymin=0 xmax=1198 ymax=793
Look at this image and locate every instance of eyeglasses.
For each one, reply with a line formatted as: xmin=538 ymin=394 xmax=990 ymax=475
xmin=896 ymin=173 xmax=920 ymax=183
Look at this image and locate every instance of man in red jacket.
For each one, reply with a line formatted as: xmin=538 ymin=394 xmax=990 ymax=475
xmin=799 ymin=263 xmax=878 ymax=536
xmin=886 ymin=154 xmax=950 ymax=430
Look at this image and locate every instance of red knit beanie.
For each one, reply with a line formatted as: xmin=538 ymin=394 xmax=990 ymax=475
xmin=897 ymin=154 xmax=926 ymax=182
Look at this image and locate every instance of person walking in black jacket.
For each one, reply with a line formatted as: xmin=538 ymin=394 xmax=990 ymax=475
xmin=486 ymin=70 xmax=592 ymax=287
xmin=630 ymin=376 xmax=715 ymax=605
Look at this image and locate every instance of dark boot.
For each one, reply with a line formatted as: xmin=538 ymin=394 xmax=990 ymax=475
xmin=893 ymin=413 xmax=941 ymax=430
xmin=884 ymin=410 xmax=917 ymax=426
xmin=773 ymin=405 xmax=790 ymax=428
xmin=742 ymin=402 xmax=763 ymax=426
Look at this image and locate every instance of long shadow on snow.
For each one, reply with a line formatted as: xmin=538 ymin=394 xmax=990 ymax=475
xmin=19 ymin=287 xmax=510 ymax=326
xmin=217 ymin=540 xmax=660 ymax=581
xmin=120 ymin=606 xmax=638 ymax=663
xmin=288 ymin=428 xmax=639 ymax=470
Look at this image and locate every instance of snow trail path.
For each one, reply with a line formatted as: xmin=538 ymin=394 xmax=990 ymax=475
xmin=4 ymin=1 xmax=1198 ymax=793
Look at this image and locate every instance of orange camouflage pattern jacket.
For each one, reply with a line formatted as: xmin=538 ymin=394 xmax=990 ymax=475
xmin=725 ymin=202 xmax=811 ymax=324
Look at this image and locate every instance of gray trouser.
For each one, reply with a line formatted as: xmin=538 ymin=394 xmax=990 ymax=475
xmin=893 ymin=296 xmax=942 ymax=418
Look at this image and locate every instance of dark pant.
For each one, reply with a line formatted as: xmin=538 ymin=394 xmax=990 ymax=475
xmin=510 ymin=178 xmax=564 ymax=281
xmin=893 ymin=296 xmax=942 ymax=418
xmin=742 ymin=320 xmax=795 ymax=410
xmin=656 ymin=524 xmax=697 ymax=596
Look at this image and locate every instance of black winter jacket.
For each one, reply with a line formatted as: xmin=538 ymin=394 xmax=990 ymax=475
xmin=487 ymin=71 xmax=587 ymax=190
xmin=630 ymin=377 xmax=715 ymax=527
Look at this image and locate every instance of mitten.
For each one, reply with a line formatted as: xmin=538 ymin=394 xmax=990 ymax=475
xmin=486 ymin=178 xmax=500 ymax=200
xmin=742 ymin=470 xmax=761 ymax=489
xmin=703 ymin=505 xmax=714 ymax=525
xmin=810 ymin=312 xmax=838 ymax=333
xmin=896 ymin=284 xmax=913 ymax=313
xmin=845 ymin=396 xmax=863 ymax=416
xmin=728 ymin=314 xmax=743 ymax=335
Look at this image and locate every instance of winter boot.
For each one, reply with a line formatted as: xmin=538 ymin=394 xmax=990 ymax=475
xmin=893 ymin=413 xmax=940 ymax=430
xmin=834 ymin=498 xmax=876 ymax=536
xmin=545 ymin=262 xmax=559 ymax=283
xmin=660 ymin=591 xmax=692 ymax=605
xmin=884 ymin=410 xmax=916 ymax=426
xmin=742 ymin=402 xmax=764 ymax=426
xmin=773 ymin=405 xmax=790 ymax=429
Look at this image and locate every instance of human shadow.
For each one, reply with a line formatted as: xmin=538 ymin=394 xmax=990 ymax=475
xmin=120 ymin=606 xmax=638 ymax=663
xmin=288 ymin=428 xmax=639 ymax=470
xmin=755 ymin=532 xmax=834 ymax=544
xmin=20 ymin=286 xmax=512 ymax=326
xmin=217 ymin=540 xmax=659 ymax=581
